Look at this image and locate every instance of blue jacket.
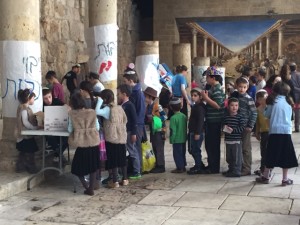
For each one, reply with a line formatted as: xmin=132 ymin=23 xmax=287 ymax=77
xmin=130 ymin=83 xmax=146 ymax=125
xmin=264 ymin=95 xmax=292 ymax=134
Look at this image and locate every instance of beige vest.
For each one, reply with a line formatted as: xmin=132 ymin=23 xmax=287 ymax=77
xmin=103 ymin=104 xmax=127 ymax=144
xmin=68 ymin=109 xmax=100 ymax=148
xmin=15 ymin=104 xmax=37 ymax=140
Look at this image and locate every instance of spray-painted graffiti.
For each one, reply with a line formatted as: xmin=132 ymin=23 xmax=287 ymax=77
xmin=94 ymin=42 xmax=116 ymax=60
xmin=98 ymin=60 xmax=112 ymax=74
xmin=2 ymin=78 xmax=41 ymax=100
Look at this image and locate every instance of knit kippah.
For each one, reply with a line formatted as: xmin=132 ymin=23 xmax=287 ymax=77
xmin=169 ymin=97 xmax=181 ymax=105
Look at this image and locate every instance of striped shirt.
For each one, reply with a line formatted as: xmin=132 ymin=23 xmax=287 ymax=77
xmin=206 ymin=83 xmax=225 ymax=123
xmin=238 ymin=92 xmax=257 ymax=128
xmin=223 ymin=113 xmax=246 ymax=142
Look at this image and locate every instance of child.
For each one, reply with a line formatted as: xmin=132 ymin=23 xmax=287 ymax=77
xmin=45 ymin=70 xmax=65 ymax=103
xmin=144 ymin=86 xmax=167 ymax=173
xmin=256 ymin=69 xmax=266 ymax=93
xmin=68 ymin=93 xmax=100 ymax=196
xmin=254 ymin=90 xmax=269 ymax=176
xmin=123 ymin=65 xmax=145 ymax=178
xmin=88 ymin=72 xmax=105 ymax=94
xmin=187 ymin=88 xmax=206 ymax=175
xmin=15 ymin=88 xmax=39 ymax=174
xmin=201 ymin=66 xmax=225 ymax=174
xmin=256 ymin=82 xmax=298 ymax=186
xmin=117 ymin=84 xmax=140 ymax=177
xmin=234 ymin=77 xmax=257 ymax=176
xmin=95 ymin=89 xmax=128 ymax=188
xmin=222 ymin=98 xmax=246 ymax=177
xmin=79 ymin=81 xmax=96 ymax=109
xmin=247 ymin=76 xmax=257 ymax=100
xmin=169 ymin=97 xmax=187 ymax=173
xmin=42 ymin=88 xmax=68 ymax=164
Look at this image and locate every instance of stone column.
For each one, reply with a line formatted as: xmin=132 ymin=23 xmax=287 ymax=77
xmin=259 ymin=39 xmax=262 ymax=60
xmin=0 ymin=1 xmax=41 ymax=171
xmin=211 ymin=41 xmax=214 ymax=57
xmin=216 ymin=44 xmax=219 ymax=57
xmin=203 ymin=36 xmax=207 ymax=57
xmin=278 ymin=27 xmax=283 ymax=57
xmin=173 ymin=43 xmax=191 ymax=94
xmin=192 ymin=29 xmax=197 ymax=59
xmin=88 ymin=0 xmax=118 ymax=91
xmin=266 ymin=34 xmax=270 ymax=58
xmin=135 ymin=41 xmax=161 ymax=92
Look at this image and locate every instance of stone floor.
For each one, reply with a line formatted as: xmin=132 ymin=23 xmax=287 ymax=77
xmin=0 ymin=132 xmax=300 ymax=224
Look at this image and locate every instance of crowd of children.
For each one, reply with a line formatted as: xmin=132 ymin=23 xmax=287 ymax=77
xmin=15 ymin=62 xmax=299 ymax=196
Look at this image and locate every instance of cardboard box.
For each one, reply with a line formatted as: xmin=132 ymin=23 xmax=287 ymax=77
xmin=44 ymin=106 xmax=68 ymax=131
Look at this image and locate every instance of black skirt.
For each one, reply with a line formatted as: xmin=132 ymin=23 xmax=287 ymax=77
xmin=265 ymin=134 xmax=298 ymax=168
xmin=71 ymin=146 xmax=100 ymax=176
xmin=105 ymin=142 xmax=127 ymax=169
xmin=16 ymin=138 xmax=38 ymax=153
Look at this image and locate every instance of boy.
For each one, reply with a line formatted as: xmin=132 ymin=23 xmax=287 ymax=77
xmin=144 ymin=86 xmax=167 ymax=173
xmin=117 ymin=84 xmax=140 ymax=180
xmin=254 ymin=90 xmax=269 ymax=176
xmin=169 ymin=97 xmax=187 ymax=173
xmin=123 ymin=67 xmax=145 ymax=178
xmin=45 ymin=70 xmax=65 ymax=104
xmin=235 ymin=77 xmax=258 ymax=175
xmin=222 ymin=98 xmax=246 ymax=177
xmin=42 ymin=88 xmax=68 ymax=164
xmin=256 ymin=69 xmax=266 ymax=93
xmin=187 ymin=87 xmax=206 ymax=175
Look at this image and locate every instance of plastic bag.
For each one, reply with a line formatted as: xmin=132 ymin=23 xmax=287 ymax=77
xmin=142 ymin=141 xmax=156 ymax=172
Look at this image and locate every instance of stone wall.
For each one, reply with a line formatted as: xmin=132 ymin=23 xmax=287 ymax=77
xmin=39 ymin=0 xmax=140 ymax=85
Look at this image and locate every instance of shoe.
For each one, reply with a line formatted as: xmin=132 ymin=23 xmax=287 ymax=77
xmin=128 ymin=173 xmax=142 ymax=180
xmin=224 ymin=172 xmax=240 ymax=177
xmin=241 ymin=171 xmax=251 ymax=176
xmin=282 ymin=178 xmax=293 ymax=186
xmin=255 ymin=176 xmax=270 ymax=184
xmin=222 ymin=170 xmax=231 ymax=176
xmin=120 ymin=179 xmax=129 ymax=186
xmin=187 ymin=168 xmax=206 ymax=175
xmin=150 ymin=166 xmax=165 ymax=173
xmin=171 ymin=168 xmax=185 ymax=173
xmin=205 ymin=169 xmax=219 ymax=174
xmin=254 ymin=169 xmax=261 ymax=176
xmin=107 ymin=181 xmax=119 ymax=188
xmin=84 ymin=189 xmax=94 ymax=196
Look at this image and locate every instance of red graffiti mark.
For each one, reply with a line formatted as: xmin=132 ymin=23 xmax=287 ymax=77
xmin=99 ymin=61 xmax=112 ymax=74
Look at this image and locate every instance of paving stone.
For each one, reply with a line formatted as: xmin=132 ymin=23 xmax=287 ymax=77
xmin=102 ymin=204 xmax=179 ymax=225
xmin=218 ymin=181 xmax=254 ymax=195
xmin=174 ymin=192 xmax=227 ymax=209
xmin=164 ymin=207 xmax=243 ymax=225
xmin=290 ymin=199 xmax=300 ymax=216
xmin=249 ymin=183 xmax=292 ymax=198
xmin=271 ymin=174 xmax=300 ymax=185
xmin=172 ymin=179 xmax=226 ymax=193
xmin=290 ymin=185 xmax=300 ymax=199
xmin=0 ymin=220 xmax=77 ymax=225
xmin=220 ymin=195 xmax=292 ymax=214
xmin=138 ymin=190 xmax=185 ymax=206
xmin=27 ymin=199 xmax=127 ymax=224
xmin=238 ymin=212 xmax=300 ymax=225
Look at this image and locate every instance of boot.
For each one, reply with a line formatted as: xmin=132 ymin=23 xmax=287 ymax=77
xmin=16 ymin=152 xmax=26 ymax=173
xmin=25 ymin=153 xmax=39 ymax=174
xmin=84 ymin=172 xmax=96 ymax=196
xmin=79 ymin=176 xmax=89 ymax=190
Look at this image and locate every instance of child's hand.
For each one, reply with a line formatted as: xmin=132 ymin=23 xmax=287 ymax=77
xmin=131 ymin=135 xmax=136 ymax=143
xmin=255 ymin=133 xmax=261 ymax=141
xmin=245 ymin=127 xmax=252 ymax=132
xmin=194 ymin=134 xmax=200 ymax=140
xmin=201 ymin=90 xmax=209 ymax=101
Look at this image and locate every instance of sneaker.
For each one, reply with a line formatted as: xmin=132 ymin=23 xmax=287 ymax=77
xmin=282 ymin=178 xmax=293 ymax=186
xmin=120 ymin=179 xmax=129 ymax=186
xmin=150 ymin=166 xmax=165 ymax=173
xmin=107 ymin=181 xmax=119 ymax=188
xmin=102 ymin=176 xmax=112 ymax=185
xmin=128 ymin=173 xmax=142 ymax=180
xmin=255 ymin=176 xmax=270 ymax=184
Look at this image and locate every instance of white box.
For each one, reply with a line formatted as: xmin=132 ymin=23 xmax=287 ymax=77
xmin=44 ymin=106 xmax=68 ymax=131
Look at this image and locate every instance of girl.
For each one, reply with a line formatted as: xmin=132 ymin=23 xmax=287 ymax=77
xmin=256 ymin=82 xmax=298 ymax=186
xmin=68 ymin=93 xmax=100 ymax=196
xmin=88 ymin=72 xmax=105 ymax=94
xmin=79 ymin=81 xmax=96 ymax=109
xmin=15 ymin=89 xmax=39 ymax=174
xmin=95 ymin=89 xmax=128 ymax=188
xmin=201 ymin=66 xmax=225 ymax=174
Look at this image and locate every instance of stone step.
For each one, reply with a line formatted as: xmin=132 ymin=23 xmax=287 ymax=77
xmin=0 ymin=171 xmax=44 ymax=201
